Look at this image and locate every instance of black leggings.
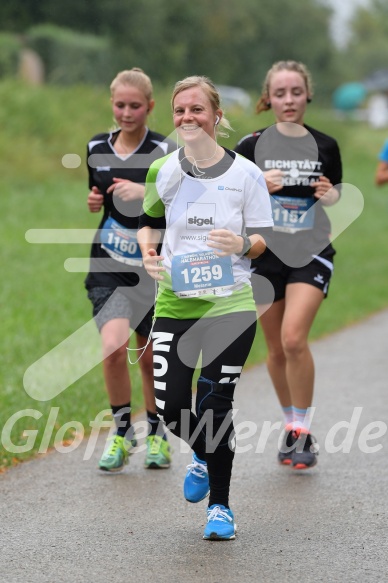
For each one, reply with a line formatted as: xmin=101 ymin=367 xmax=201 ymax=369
xmin=152 ymin=312 xmax=257 ymax=507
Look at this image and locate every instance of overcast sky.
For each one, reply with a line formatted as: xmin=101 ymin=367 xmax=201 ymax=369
xmin=327 ymin=0 xmax=371 ymax=46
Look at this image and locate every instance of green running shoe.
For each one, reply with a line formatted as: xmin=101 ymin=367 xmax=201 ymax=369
xmin=144 ymin=435 xmax=172 ymax=469
xmin=98 ymin=434 xmax=136 ymax=472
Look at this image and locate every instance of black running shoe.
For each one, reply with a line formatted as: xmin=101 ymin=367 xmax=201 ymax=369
xmin=278 ymin=424 xmax=296 ymax=465
xmin=291 ymin=429 xmax=319 ymax=469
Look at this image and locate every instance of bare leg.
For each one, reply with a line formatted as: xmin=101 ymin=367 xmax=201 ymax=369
xmin=280 ymin=283 xmax=323 ymax=409
xmin=100 ymin=318 xmax=131 ymax=406
xmin=257 ymin=299 xmax=290 ymax=408
xmin=258 ymin=283 xmax=324 ymax=410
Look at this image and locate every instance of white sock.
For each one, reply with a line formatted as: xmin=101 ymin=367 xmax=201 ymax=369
xmin=293 ymin=406 xmax=312 ymax=432
xmin=282 ymin=406 xmax=294 ymax=428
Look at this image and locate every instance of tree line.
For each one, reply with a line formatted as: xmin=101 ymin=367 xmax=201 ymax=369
xmin=1 ymin=0 xmax=387 ymax=100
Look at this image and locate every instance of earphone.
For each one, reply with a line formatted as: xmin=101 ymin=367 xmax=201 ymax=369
xmin=215 ymin=115 xmax=220 ymax=125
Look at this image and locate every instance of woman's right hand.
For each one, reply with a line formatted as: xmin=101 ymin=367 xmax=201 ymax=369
xmin=263 ymin=169 xmax=284 ymax=194
xmin=143 ymin=248 xmax=166 ymax=281
xmin=87 ymin=186 xmax=104 ymax=212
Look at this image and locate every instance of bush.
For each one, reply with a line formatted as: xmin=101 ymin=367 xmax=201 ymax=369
xmin=26 ymin=24 xmax=113 ymax=85
xmin=0 ymin=32 xmax=22 ymax=78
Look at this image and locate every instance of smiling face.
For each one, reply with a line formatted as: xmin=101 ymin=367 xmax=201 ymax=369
xmin=268 ymin=70 xmax=310 ymax=126
xmin=172 ymin=86 xmax=221 ymax=145
xmin=111 ymin=84 xmax=154 ymax=137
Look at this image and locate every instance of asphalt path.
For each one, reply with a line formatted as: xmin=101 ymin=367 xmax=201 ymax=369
xmin=1 ymin=310 xmax=388 ymax=583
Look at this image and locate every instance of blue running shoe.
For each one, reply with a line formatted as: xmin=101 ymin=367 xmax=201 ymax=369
xmin=203 ymin=504 xmax=236 ymax=540
xmin=183 ymin=453 xmax=209 ymax=503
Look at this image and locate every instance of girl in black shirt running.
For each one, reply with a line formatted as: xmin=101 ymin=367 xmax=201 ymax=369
xmin=235 ymin=60 xmax=342 ymax=470
xmin=86 ymin=68 xmax=175 ymax=472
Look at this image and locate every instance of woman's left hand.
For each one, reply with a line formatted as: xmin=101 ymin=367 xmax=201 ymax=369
xmin=207 ymin=229 xmax=244 ymax=256
xmin=311 ymin=176 xmax=340 ymax=206
xmin=107 ymin=178 xmax=145 ymax=201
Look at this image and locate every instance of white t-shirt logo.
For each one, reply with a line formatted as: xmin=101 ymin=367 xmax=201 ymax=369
xmin=186 ymin=202 xmax=216 ymax=230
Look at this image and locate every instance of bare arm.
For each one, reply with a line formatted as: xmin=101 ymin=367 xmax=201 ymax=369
xmin=107 ymin=178 xmax=145 ymax=201
xmin=375 ymin=161 xmax=388 ymax=186
xmin=263 ymin=169 xmax=284 ymax=194
xmin=137 ymin=226 xmax=165 ymax=281
xmin=243 ymin=234 xmax=267 ymax=259
xmin=207 ymin=230 xmax=267 ymax=260
xmin=311 ymin=176 xmax=340 ymax=206
xmin=87 ymin=186 xmax=104 ymax=212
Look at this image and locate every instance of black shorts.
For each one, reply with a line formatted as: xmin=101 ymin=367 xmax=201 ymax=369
xmin=87 ymin=286 xmax=154 ymax=337
xmin=251 ymin=254 xmax=334 ymax=304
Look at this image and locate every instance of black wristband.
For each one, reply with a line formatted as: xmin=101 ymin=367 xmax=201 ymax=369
xmin=239 ymin=234 xmax=252 ymax=256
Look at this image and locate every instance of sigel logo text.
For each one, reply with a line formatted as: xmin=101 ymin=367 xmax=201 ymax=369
xmin=188 ymin=216 xmax=214 ymax=226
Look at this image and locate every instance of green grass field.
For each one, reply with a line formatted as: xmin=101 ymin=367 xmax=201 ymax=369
xmin=1 ymin=81 xmax=388 ymax=470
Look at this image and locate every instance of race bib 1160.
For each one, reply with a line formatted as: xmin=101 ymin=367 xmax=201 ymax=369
xmin=100 ymin=216 xmax=143 ymax=266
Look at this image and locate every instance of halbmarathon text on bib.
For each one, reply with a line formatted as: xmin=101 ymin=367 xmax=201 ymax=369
xmin=171 ymin=251 xmax=234 ymax=298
